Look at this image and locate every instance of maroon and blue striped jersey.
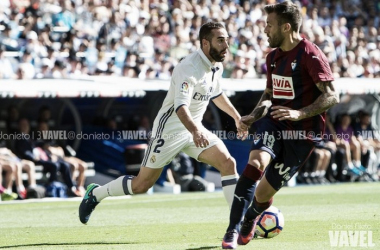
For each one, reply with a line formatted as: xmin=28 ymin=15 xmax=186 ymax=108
xmin=266 ymin=38 xmax=334 ymax=136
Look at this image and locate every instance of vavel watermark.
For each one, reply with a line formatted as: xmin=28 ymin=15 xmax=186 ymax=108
xmin=329 ymin=223 xmax=375 ymax=247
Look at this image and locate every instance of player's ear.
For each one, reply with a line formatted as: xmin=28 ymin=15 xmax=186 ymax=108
xmin=282 ymin=23 xmax=291 ymax=33
xmin=202 ymin=38 xmax=209 ymax=48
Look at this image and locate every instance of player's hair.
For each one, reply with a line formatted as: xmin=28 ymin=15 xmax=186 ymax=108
xmin=199 ymin=22 xmax=225 ymax=48
xmin=264 ymin=1 xmax=302 ymax=32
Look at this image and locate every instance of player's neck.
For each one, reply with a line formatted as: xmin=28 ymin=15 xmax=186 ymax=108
xmin=280 ymin=33 xmax=302 ymax=52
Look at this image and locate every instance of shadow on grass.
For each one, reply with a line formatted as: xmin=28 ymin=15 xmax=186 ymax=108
xmin=186 ymin=247 xmax=219 ymax=250
xmin=0 ymin=242 xmax=137 ymax=248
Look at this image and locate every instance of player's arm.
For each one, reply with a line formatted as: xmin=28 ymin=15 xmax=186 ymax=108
xmin=212 ymin=93 xmax=248 ymax=140
xmin=298 ymin=81 xmax=339 ymax=119
xmin=176 ymin=105 xmax=209 ymax=148
xmin=271 ymin=81 xmax=339 ymax=121
xmin=212 ymin=93 xmax=241 ymax=122
xmin=241 ymin=87 xmax=273 ymax=127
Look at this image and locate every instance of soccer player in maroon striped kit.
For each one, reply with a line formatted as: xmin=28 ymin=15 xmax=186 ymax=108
xmin=222 ymin=1 xmax=339 ymax=249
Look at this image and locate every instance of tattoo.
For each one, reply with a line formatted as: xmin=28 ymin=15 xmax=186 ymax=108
xmin=251 ymin=105 xmax=269 ymax=121
xmin=249 ymin=88 xmax=273 ymax=121
xmin=262 ymin=88 xmax=272 ymax=101
xmin=299 ymin=81 xmax=339 ymax=119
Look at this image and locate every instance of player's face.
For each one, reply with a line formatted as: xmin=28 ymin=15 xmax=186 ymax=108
xmin=264 ymin=13 xmax=285 ymax=48
xmin=205 ymin=28 xmax=229 ymax=62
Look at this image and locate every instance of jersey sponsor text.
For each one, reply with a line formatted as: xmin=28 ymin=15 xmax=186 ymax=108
xmin=272 ymin=74 xmax=295 ymax=100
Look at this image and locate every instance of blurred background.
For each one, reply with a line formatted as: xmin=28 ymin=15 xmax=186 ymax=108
xmin=0 ymin=0 xmax=379 ymax=200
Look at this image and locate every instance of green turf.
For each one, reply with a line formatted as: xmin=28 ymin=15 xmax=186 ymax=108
xmin=0 ymin=183 xmax=379 ymax=250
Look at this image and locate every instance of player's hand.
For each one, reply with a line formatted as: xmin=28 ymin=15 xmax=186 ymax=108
xmin=241 ymin=115 xmax=256 ymax=127
xmin=192 ymin=130 xmax=210 ymax=148
xmin=236 ymin=119 xmax=248 ymax=141
xmin=270 ymin=106 xmax=304 ymax=121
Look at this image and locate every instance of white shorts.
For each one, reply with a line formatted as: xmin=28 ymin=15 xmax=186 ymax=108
xmin=141 ymin=129 xmax=222 ymax=169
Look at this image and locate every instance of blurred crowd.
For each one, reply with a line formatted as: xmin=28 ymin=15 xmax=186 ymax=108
xmin=0 ymin=0 xmax=379 ymax=80
xmin=297 ymin=110 xmax=380 ymax=185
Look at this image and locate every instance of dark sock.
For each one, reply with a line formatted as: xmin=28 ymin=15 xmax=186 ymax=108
xmin=227 ymin=164 xmax=262 ymax=231
xmin=245 ymin=196 xmax=273 ymax=221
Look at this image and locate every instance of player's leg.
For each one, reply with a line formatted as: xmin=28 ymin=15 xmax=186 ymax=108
xmin=197 ymin=142 xmax=238 ymax=208
xmin=239 ymin=140 xmax=315 ymax=246
xmin=183 ymin=130 xmax=239 ymax=208
xmin=227 ymin=150 xmax=271 ymax=226
xmin=222 ymin=119 xmax=279 ymax=249
xmin=79 ymin=135 xmax=185 ymax=224
xmin=222 ymin=149 xmax=271 ymax=249
xmin=237 ymin=175 xmax=277 ymax=245
xmin=79 ymin=165 xmax=164 ymax=224
xmin=96 ymin=166 xmax=164 ymax=200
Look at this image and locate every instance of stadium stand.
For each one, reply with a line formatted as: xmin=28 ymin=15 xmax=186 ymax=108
xmin=0 ymin=0 xmax=378 ymax=80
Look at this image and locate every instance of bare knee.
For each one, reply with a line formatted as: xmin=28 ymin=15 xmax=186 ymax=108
xmin=324 ymin=150 xmax=331 ymax=160
xmin=23 ymin=161 xmax=34 ymax=172
xmin=248 ymin=150 xmax=271 ymax=171
xmin=78 ymin=163 xmax=87 ymax=173
xmin=249 ymin=158 xmax=267 ymax=171
xmin=2 ymin=164 xmax=13 ymax=173
xmin=217 ymin=156 xmax=236 ymax=176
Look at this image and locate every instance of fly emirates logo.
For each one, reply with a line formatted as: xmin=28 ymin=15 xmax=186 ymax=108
xmin=272 ymin=74 xmax=295 ymax=100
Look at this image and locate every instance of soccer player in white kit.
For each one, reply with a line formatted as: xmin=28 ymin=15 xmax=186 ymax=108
xmin=79 ymin=22 xmax=249 ymax=224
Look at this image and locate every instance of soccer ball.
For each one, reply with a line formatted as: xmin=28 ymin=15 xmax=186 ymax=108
xmin=255 ymin=205 xmax=284 ymax=238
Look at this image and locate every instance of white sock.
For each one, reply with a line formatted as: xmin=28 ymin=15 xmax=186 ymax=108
xmin=348 ymin=162 xmax=355 ymax=169
xmin=221 ymin=174 xmax=238 ymax=209
xmin=17 ymin=186 xmax=26 ymax=193
xmin=353 ymin=160 xmax=362 ymax=167
xmin=93 ymin=176 xmax=133 ymax=202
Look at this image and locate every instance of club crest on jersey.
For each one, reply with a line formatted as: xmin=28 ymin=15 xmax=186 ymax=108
xmin=180 ymin=82 xmax=189 ymax=94
xmin=150 ymin=155 xmax=156 ymax=163
xmin=291 ymin=60 xmax=297 ymax=71
xmin=272 ymin=74 xmax=295 ymax=99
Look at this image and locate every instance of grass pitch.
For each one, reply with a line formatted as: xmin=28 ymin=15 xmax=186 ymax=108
xmin=0 ymin=183 xmax=379 ymax=250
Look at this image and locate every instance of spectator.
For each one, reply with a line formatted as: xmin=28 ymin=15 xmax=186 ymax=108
xmin=0 ymin=147 xmax=36 ymax=199
xmin=0 ymin=162 xmax=18 ymax=201
xmin=353 ymin=110 xmax=380 ymax=180
xmin=333 ymin=114 xmax=364 ymax=179
xmin=1 ymin=0 xmax=379 ymax=79
xmin=37 ymin=121 xmax=88 ymax=197
xmin=14 ymin=118 xmax=80 ymax=197
xmin=0 ymin=45 xmax=16 ymax=79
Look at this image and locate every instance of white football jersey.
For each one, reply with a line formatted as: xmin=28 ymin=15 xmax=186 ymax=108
xmin=151 ymin=49 xmax=223 ymax=137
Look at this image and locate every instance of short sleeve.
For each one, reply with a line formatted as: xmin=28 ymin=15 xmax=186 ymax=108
xmin=305 ymin=44 xmax=334 ymax=83
xmin=173 ymin=68 xmax=195 ymax=111
xmin=266 ymin=51 xmax=275 ymax=89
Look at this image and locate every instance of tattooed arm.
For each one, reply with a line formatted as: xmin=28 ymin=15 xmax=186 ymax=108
xmin=241 ymin=88 xmax=273 ymax=127
xmin=271 ymin=81 xmax=339 ymax=121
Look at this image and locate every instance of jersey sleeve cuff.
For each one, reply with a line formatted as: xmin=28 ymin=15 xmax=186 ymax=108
xmin=175 ymin=104 xmax=187 ymax=113
xmin=211 ymin=92 xmax=223 ymax=100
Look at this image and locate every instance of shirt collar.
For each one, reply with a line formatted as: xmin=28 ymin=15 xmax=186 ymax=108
xmin=197 ymin=48 xmax=217 ymax=71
